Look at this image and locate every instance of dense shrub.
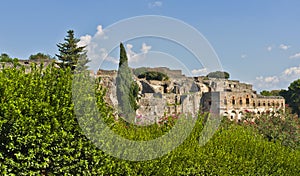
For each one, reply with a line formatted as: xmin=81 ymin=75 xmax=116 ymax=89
xmin=243 ymin=112 xmax=300 ymax=150
xmin=138 ymin=71 xmax=169 ymax=81
xmin=0 ymin=63 xmax=112 ymax=174
xmin=206 ymin=71 xmax=230 ymax=79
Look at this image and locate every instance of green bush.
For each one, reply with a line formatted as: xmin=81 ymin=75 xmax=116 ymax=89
xmin=0 ymin=64 xmax=111 ymax=175
xmin=138 ymin=71 xmax=169 ymax=81
xmin=243 ymin=112 xmax=300 ymax=150
xmin=206 ymin=71 xmax=230 ymax=79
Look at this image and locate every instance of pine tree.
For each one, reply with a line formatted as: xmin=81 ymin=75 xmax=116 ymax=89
xmin=116 ymin=43 xmax=139 ymax=121
xmin=56 ymin=30 xmax=89 ymax=70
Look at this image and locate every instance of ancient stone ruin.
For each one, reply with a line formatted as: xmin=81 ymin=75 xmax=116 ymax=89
xmin=96 ymin=67 xmax=285 ymax=123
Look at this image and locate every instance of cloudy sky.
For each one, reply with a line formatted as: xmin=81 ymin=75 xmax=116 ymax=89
xmin=1 ymin=0 xmax=300 ymax=92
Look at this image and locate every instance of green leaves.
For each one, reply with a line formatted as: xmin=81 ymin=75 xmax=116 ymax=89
xmin=0 ymin=63 xmax=299 ymax=175
xmin=282 ymin=79 xmax=300 ymax=116
xmin=137 ymin=71 xmax=169 ymax=81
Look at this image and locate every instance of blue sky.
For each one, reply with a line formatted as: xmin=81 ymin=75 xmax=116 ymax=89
xmin=1 ymin=0 xmax=300 ymax=91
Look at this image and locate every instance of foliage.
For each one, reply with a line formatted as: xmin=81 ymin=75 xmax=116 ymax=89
xmin=206 ymin=71 xmax=230 ymax=79
xmin=56 ymin=30 xmax=89 ymax=70
xmin=116 ymin=43 xmax=139 ymax=120
xmin=29 ymin=52 xmax=54 ymax=60
xmin=0 ymin=63 xmax=300 ymax=175
xmin=133 ymin=67 xmax=148 ymax=76
xmin=0 ymin=63 xmax=118 ymax=175
xmin=280 ymin=79 xmax=300 ymax=116
xmin=260 ymin=89 xmax=281 ymax=96
xmin=0 ymin=53 xmax=18 ymax=63
xmin=106 ymin=116 xmax=300 ymax=175
xmin=138 ymin=71 xmax=169 ymax=81
xmin=243 ymin=112 xmax=300 ymax=149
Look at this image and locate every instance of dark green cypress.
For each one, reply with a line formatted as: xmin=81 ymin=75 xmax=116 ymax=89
xmin=116 ymin=43 xmax=139 ymax=122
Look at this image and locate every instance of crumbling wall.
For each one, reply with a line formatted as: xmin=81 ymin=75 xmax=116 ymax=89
xmin=97 ymin=68 xmax=285 ymax=122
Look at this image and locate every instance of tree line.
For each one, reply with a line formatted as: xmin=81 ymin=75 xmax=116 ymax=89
xmin=261 ymin=80 xmax=300 ymax=117
xmin=1 ymin=30 xmax=89 ymax=70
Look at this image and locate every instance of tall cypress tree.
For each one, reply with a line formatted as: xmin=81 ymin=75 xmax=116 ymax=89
xmin=56 ymin=30 xmax=89 ymax=70
xmin=116 ymin=43 xmax=139 ymax=121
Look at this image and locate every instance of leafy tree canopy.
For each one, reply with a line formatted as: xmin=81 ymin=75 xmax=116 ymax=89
xmin=260 ymin=90 xmax=281 ymax=96
xmin=206 ymin=71 xmax=230 ymax=79
xmin=280 ymin=79 xmax=300 ymax=116
xmin=0 ymin=53 xmax=18 ymax=62
xmin=29 ymin=52 xmax=54 ymax=60
xmin=138 ymin=71 xmax=169 ymax=81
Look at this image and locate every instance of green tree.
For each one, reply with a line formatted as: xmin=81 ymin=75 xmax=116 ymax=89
xmin=280 ymin=79 xmax=300 ymax=116
xmin=29 ymin=52 xmax=54 ymax=60
xmin=116 ymin=43 xmax=139 ymax=121
xmin=137 ymin=71 xmax=169 ymax=81
xmin=0 ymin=64 xmax=112 ymax=174
xmin=207 ymin=71 xmax=230 ymax=79
xmin=260 ymin=90 xmax=281 ymax=96
xmin=0 ymin=53 xmax=13 ymax=62
xmin=56 ymin=30 xmax=89 ymax=69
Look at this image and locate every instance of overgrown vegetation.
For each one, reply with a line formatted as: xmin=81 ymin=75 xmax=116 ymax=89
xmin=260 ymin=89 xmax=281 ymax=96
xmin=137 ymin=71 xmax=169 ymax=81
xmin=206 ymin=71 xmax=230 ymax=79
xmin=261 ymin=79 xmax=300 ymax=117
xmin=0 ymin=63 xmax=299 ymax=175
xmin=280 ymin=79 xmax=300 ymax=116
xmin=243 ymin=112 xmax=300 ymax=150
xmin=0 ymin=53 xmax=18 ymax=63
xmin=29 ymin=53 xmax=55 ymax=60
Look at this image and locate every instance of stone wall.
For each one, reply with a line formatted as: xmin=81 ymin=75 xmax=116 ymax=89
xmin=97 ymin=68 xmax=286 ymax=122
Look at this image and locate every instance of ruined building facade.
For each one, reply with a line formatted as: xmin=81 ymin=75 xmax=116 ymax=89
xmin=97 ymin=67 xmax=285 ymax=122
xmin=200 ymin=78 xmax=285 ymax=120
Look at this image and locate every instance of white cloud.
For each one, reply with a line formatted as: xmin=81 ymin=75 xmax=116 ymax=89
xmin=191 ymin=68 xmax=208 ymax=76
xmin=279 ymin=44 xmax=291 ymax=50
xmin=79 ymin=24 xmax=155 ymax=69
xmin=254 ymin=76 xmax=280 ymax=90
xmin=267 ymin=46 xmax=272 ymax=51
xmin=264 ymin=76 xmax=279 ymax=83
xmin=255 ymin=76 xmax=279 ymax=84
xmin=241 ymin=54 xmax=247 ymax=59
xmin=140 ymin=43 xmax=152 ymax=54
xmin=125 ymin=44 xmax=137 ymax=62
xmin=283 ymin=65 xmax=300 ymax=76
xmin=289 ymin=52 xmax=300 ymax=59
xmin=95 ymin=25 xmax=104 ymax=36
xmin=125 ymin=43 xmax=152 ymax=63
xmin=78 ymin=25 xmax=116 ymax=70
xmin=253 ymin=65 xmax=300 ymax=90
xmin=148 ymin=1 xmax=163 ymax=8
xmin=78 ymin=35 xmax=92 ymax=47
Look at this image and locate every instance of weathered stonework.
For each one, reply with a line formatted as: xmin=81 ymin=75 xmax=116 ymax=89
xmin=97 ymin=68 xmax=285 ymax=122
xmin=200 ymin=78 xmax=285 ymax=121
